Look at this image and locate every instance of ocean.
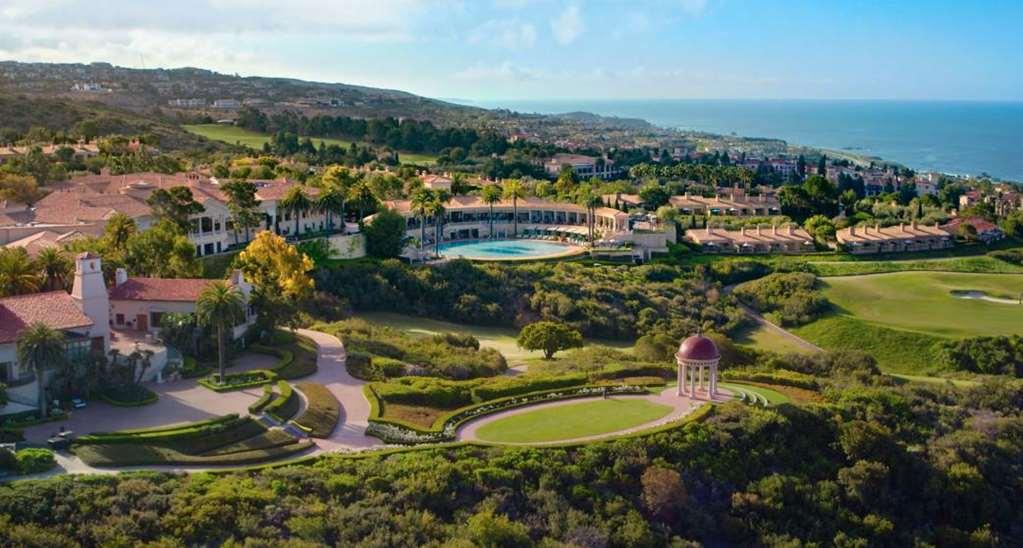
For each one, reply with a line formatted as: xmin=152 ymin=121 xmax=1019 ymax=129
xmin=469 ymin=99 xmax=1023 ymax=182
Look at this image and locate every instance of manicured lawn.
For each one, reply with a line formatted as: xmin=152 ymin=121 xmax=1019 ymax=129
xmin=819 ymin=272 xmax=1023 ymax=338
xmin=792 ymin=314 xmax=942 ymax=374
xmin=474 ymin=398 xmax=672 ymax=443
xmin=183 ymin=123 xmax=438 ymax=164
xmin=355 ymin=311 xmax=634 ymax=366
xmin=720 ymin=382 xmax=791 ymax=405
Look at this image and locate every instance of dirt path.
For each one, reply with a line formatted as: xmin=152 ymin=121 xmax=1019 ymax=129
xmin=456 ymin=386 xmax=726 ymax=446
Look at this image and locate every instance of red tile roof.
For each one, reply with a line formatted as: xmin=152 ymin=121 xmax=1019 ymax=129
xmin=942 ymin=216 xmax=1001 ymax=234
xmin=0 ymin=291 xmax=93 ymax=344
xmin=108 ymin=278 xmax=217 ymax=302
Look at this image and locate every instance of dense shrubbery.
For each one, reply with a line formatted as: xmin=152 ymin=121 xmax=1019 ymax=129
xmin=316 ymin=259 xmax=746 ymax=340
xmin=0 ymin=448 xmax=55 ymax=475
xmin=734 ymin=272 xmax=831 ymax=326
xmin=317 ymin=319 xmax=507 ymax=379
xmin=989 ymin=248 xmax=1023 ymax=265
xmin=937 ymin=335 xmax=1023 ymax=377
xmin=6 ymin=377 xmax=1022 ymax=546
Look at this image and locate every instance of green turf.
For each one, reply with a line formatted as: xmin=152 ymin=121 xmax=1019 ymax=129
xmin=819 ymin=272 xmax=1023 ymax=338
xmin=791 ymin=314 xmax=943 ymax=374
xmin=720 ymin=382 xmax=791 ymax=405
xmin=733 ymin=322 xmax=817 ymax=355
xmin=182 ymin=123 xmax=437 ymax=164
xmin=474 ymin=398 xmax=673 ymax=443
xmin=355 ymin=311 xmax=634 ymax=366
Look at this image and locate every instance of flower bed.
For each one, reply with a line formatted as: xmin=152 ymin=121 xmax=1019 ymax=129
xmin=100 ymin=384 xmax=159 ymax=407
xmin=365 ymin=384 xmax=649 ymax=445
xmin=198 ymin=369 xmax=277 ymax=392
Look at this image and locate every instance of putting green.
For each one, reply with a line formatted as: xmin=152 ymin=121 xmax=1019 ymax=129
xmin=819 ymin=271 xmax=1023 ymax=338
xmin=474 ymin=398 xmax=673 ymax=443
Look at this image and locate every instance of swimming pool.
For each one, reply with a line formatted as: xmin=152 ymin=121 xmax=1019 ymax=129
xmin=437 ymin=239 xmax=583 ymax=260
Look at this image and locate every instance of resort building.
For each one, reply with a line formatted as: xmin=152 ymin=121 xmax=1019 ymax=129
xmin=941 ymin=217 xmax=1005 ymax=243
xmin=0 ymin=171 xmax=333 ymax=256
xmin=380 ymin=195 xmax=630 ymax=245
xmin=684 ymin=224 xmax=814 ymax=254
xmin=669 ymin=192 xmax=781 ymax=217
xmin=543 ymin=153 xmax=621 ymax=180
xmin=835 ymin=222 xmax=953 ymax=254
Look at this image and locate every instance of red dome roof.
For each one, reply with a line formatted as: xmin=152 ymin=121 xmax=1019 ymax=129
xmin=676 ymin=334 xmax=720 ymax=361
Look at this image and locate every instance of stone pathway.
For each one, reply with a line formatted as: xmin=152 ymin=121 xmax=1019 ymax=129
xmin=456 ymin=386 xmax=729 ymax=446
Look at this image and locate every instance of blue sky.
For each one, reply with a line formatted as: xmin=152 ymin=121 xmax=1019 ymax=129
xmin=1 ymin=0 xmax=1020 ymax=101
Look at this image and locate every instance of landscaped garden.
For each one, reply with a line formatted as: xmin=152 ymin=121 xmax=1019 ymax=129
xmin=472 ymin=398 xmax=674 ymax=444
xmin=72 ymin=414 xmax=313 ymax=467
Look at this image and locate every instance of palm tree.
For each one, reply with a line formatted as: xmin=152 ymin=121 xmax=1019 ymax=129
xmin=502 ymin=179 xmax=525 ymax=239
xmin=582 ymin=191 xmax=604 ymax=243
xmin=103 ymin=212 xmax=137 ymax=249
xmin=35 ymin=247 xmax=72 ymax=291
xmin=431 ymin=190 xmax=451 ymax=255
xmin=480 ymin=184 xmax=502 ymax=239
xmin=0 ymin=247 xmax=42 ymax=297
xmin=409 ymin=188 xmax=434 ymax=255
xmin=195 ymin=281 xmax=245 ymax=385
xmin=279 ymin=185 xmax=311 ymax=239
xmin=317 ymin=183 xmax=346 ymax=233
xmin=17 ymin=322 xmax=66 ymax=418
xmin=348 ymin=181 xmax=378 ymax=221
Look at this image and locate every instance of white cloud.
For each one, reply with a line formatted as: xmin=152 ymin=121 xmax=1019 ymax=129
xmin=453 ymin=61 xmax=539 ymax=82
xmin=679 ymin=0 xmax=709 ymax=16
xmin=468 ymin=19 xmax=538 ymax=49
xmin=551 ymin=4 xmax=583 ymax=45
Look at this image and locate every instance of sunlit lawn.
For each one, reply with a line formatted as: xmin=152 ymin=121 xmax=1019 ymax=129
xmin=474 ymin=398 xmax=672 ymax=443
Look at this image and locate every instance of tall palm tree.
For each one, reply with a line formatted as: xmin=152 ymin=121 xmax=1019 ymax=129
xmin=0 ymin=247 xmax=42 ymax=297
xmin=317 ymin=183 xmax=346 ymax=233
xmin=502 ymin=179 xmax=525 ymax=239
xmin=103 ymin=212 xmax=137 ymax=249
xmin=431 ymin=190 xmax=451 ymax=255
xmin=348 ymin=181 xmax=379 ymax=221
xmin=480 ymin=184 xmax=502 ymax=239
xmin=279 ymin=185 xmax=311 ymax=239
xmin=582 ymin=190 xmax=604 ymax=243
xmin=195 ymin=281 xmax=245 ymax=385
xmin=17 ymin=322 xmax=66 ymax=418
xmin=409 ymin=188 xmax=435 ymax=254
xmin=35 ymin=247 xmax=72 ymax=291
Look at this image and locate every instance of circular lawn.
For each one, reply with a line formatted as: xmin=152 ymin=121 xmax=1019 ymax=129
xmin=474 ymin=398 xmax=673 ymax=444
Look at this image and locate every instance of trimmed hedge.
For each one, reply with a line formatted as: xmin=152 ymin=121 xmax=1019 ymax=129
xmin=471 ymin=374 xmax=588 ymax=401
xmin=264 ymin=381 xmax=299 ymax=422
xmin=76 ymin=415 xmax=258 ymax=447
xmin=198 ymin=369 xmax=277 ymax=392
xmin=247 ymin=387 xmax=276 ymax=414
xmin=590 ymin=365 xmax=674 ymax=381
xmin=74 ymin=439 xmax=314 ymax=467
xmin=14 ymin=448 xmax=56 ymax=474
xmin=100 ymin=384 xmax=158 ymax=407
xmin=0 ymin=410 xmax=70 ymax=428
xmin=293 ymin=383 xmax=341 ymax=438
xmin=180 ymin=356 xmax=211 ymax=379
xmin=345 ymin=350 xmax=375 ymax=380
xmin=251 ymin=332 xmax=319 ymax=379
xmin=89 ymin=414 xmax=237 ymax=437
xmin=371 ymin=378 xmax=475 ymax=408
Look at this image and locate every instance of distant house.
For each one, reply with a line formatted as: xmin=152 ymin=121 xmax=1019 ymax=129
xmin=543 ymin=153 xmax=620 ymax=180
xmin=420 ymin=174 xmax=453 ymax=191
xmin=941 ymin=216 xmax=1004 ymax=243
xmin=211 ymin=99 xmax=241 ymax=110
xmin=668 ymin=191 xmax=780 ymax=217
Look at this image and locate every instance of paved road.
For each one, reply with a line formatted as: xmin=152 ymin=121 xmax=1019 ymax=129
xmin=456 ymin=386 xmax=727 ymax=446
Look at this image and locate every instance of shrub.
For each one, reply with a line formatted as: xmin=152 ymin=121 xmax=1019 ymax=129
xmin=248 ymin=386 xmax=276 ymax=414
xmin=100 ymin=384 xmax=158 ymax=407
xmin=936 ymin=335 xmax=1023 ymax=377
xmin=591 ymin=365 xmax=674 ymax=381
xmin=251 ymin=332 xmax=319 ymax=379
xmin=293 ymin=383 xmax=341 ymax=438
xmin=372 ymin=378 xmax=475 ymax=408
xmin=734 ymin=272 xmax=830 ymax=326
xmin=989 ymin=249 xmax=1023 ymax=265
xmin=345 ymin=350 xmax=377 ymax=380
xmin=722 ymin=368 xmax=819 ymax=390
xmin=198 ymin=369 xmax=277 ymax=392
xmin=15 ymin=448 xmax=56 ymax=474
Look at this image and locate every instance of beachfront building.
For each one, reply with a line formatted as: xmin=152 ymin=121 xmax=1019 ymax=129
xmin=835 ymin=222 xmax=953 ymax=254
xmin=669 ymin=192 xmax=781 ymax=217
xmin=684 ymin=224 xmax=814 ymax=254
xmin=380 ymin=195 xmax=630 ymax=246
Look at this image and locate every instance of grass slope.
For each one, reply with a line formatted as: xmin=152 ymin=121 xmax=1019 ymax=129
xmin=792 ymin=314 xmax=943 ymax=374
xmin=474 ymin=398 xmax=672 ymax=443
xmin=183 ymin=123 xmax=438 ymax=164
xmin=820 ymin=272 xmax=1023 ymax=338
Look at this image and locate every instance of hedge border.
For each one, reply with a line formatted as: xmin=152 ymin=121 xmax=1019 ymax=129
xmin=264 ymin=381 xmax=298 ymax=422
xmin=198 ymin=369 xmax=278 ymax=392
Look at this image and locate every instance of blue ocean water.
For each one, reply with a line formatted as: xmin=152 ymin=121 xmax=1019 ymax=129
xmin=472 ymin=99 xmax=1023 ymax=182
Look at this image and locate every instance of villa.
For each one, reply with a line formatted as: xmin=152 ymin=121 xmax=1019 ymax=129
xmin=684 ymin=224 xmax=814 ymax=254
xmin=0 ymin=253 xmax=254 ymax=414
xmin=543 ymin=153 xmax=621 ymax=180
xmin=835 ymin=222 xmax=953 ymax=254
xmin=941 ymin=216 xmax=1005 ymax=243
xmin=669 ymin=191 xmax=781 ymax=217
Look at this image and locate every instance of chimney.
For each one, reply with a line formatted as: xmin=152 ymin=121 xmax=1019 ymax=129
xmin=772 ymin=223 xmax=778 ymax=236
xmin=71 ymin=252 xmax=110 ymax=348
xmin=740 ymin=226 xmax=747 ymax=236
xmin=850 ymin=226 xmax=856 ymax=236
xmin=899 ymin=222 xmax=905 ymax=232
xmin=875 ymin=223 xmax=880 ymax=232
xmin=756 ymin=224 xmax=762 ymax=236
xmin=787 ymin=224 xmax=794 ymax=236
xmin=911 ymin=220 xmax=918 ymax=230
xmin=115 ymin=267 xmax=128 ymax=286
